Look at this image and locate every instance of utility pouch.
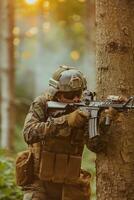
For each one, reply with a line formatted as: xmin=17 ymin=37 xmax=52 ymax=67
xmin=15 ymin=150 xmax=34 ymax=186
xmin=66 ymin=155 xmax=81 ymax=181
xmin=39 ymin=150 xmax=81 ymax=183
xmin=53 ymin=153 xmax=68 ymax=182
xmin=39 ymin=151 xmax=55 ymax=181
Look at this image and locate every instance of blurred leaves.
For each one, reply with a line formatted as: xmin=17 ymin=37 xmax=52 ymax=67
xmin=0 ymin=151 xmax=23 ymax=200
xmin=15 ymin=0 xmax=89 ymax=54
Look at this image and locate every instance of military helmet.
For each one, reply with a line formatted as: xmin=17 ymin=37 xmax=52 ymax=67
xmin=49 ymin=65 xmax=87 ymax=93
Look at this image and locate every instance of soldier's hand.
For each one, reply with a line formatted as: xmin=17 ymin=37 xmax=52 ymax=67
xmin=67 ymin=108 xmax=90 ymax=128
xmin=88 ymin=136 xmax=106 ymax=153
xmin=103 ymin=95 xmax=128 ymax=126
xmin=107 ymin=95 xmax=128 ymax=103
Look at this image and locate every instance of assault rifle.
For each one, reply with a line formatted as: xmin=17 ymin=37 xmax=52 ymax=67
xmin=47 ymin=94 xmax=134 ymax=139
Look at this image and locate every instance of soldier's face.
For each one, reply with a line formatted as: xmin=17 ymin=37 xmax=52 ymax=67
xmin=56 ymin=90 xmax=82 ymax=103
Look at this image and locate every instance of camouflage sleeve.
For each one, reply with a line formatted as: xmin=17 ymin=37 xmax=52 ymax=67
xmin=23 ymin=95 xmax=56 ymax=144
xmin=23 ymin=95 xmax=69 ymax=144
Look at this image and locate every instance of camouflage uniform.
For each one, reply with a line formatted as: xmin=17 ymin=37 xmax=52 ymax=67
xmin=22 ymin=95 xmax=92 ymax=200
xmin=21 ymin=66 xmax=101 ymax=200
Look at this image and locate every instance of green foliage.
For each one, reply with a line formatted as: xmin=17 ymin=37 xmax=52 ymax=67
xmin=0 ymin=151 xmax=23 ymax=200
xmin=82 ymin=147 xmax=96 ymax=200
xmin=51 ymin=0 xmax=88 ymax=54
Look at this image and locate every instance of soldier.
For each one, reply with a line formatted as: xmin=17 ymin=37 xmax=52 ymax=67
xmin=18 ymin=65 xmax=103 ymax=200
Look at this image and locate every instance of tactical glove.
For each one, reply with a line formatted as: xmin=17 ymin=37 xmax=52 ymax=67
xmin=107 ymin=95 xmax=128 ymax=103
xmin=88 ymin=136 xmax=106 ymax=153
xmin=67 ymin=108 xmax=90 ymax=128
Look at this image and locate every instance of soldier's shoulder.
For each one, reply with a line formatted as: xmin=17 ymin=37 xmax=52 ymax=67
xmin=33 ymin=94 xmax=47 ymax=106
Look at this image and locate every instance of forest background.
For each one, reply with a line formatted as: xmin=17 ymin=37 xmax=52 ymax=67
xmin=0 ymin=0 xmax=96 ymax=200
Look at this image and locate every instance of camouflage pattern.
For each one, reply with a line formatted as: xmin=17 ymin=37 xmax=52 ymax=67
xmin=49 ymin=65 xmax=87 ymax=93
xmin=22 ymin=94 xmax=91 ymax=200
xmin=23 ymin=95 xmax=48 ymax=144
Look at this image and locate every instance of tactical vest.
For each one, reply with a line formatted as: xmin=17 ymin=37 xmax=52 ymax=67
xmin=32 ymin=101 xmax=86 ymax=184
xmin=39 ymin=129 xmax=85 ymax=183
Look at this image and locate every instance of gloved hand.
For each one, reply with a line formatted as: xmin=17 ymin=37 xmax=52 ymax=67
xmin=88 ymin=136 xmax=106 ymax=153
xmin=67 ymin=108 xmax=90 ymax=128
xmin=107 ymin=95 xmax=128 ymax=103
xmin=102 ymin=95 xmax=128 ymax=126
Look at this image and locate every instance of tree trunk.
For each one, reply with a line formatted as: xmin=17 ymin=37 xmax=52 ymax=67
xmin=96 ymin=0 xmax=134 ymax=199
xmin=0 ymin=0 xmax=15 ymax=150
xmin=86 ymin=0 xmax=95 ymax=51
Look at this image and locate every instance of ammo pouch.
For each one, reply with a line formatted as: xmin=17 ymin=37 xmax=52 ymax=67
xmin=39 ymin=151 xmax=81 ymax=183
xmin=15 ymin=150 xmax=34 ymax=186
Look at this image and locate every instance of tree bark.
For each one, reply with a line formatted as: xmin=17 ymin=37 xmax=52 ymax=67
xmin=96 ymin=0 xmax=134 ymax=199
xmin=0 ymin=0 xmax=15 ymax=150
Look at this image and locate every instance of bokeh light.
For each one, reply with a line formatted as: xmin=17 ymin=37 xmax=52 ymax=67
xmin=13 ymin=38 xmax=20 ymax=46
xmin=13 ymin=27 xmax=20 ymax=35
xmin=25 ymin=27 xmax=38 ymax=37
xmin=25 ymin=0 xmax=38 ymax=5
xmin=78 ymin=0 xmax=86 ymax=2
xmin=58 ymin=0 xmax=66 ymax=2
xmin=43 ymin=1 xmax=50 ymax=9
xmin=70 ymin=50 xmax=80 ymax=61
